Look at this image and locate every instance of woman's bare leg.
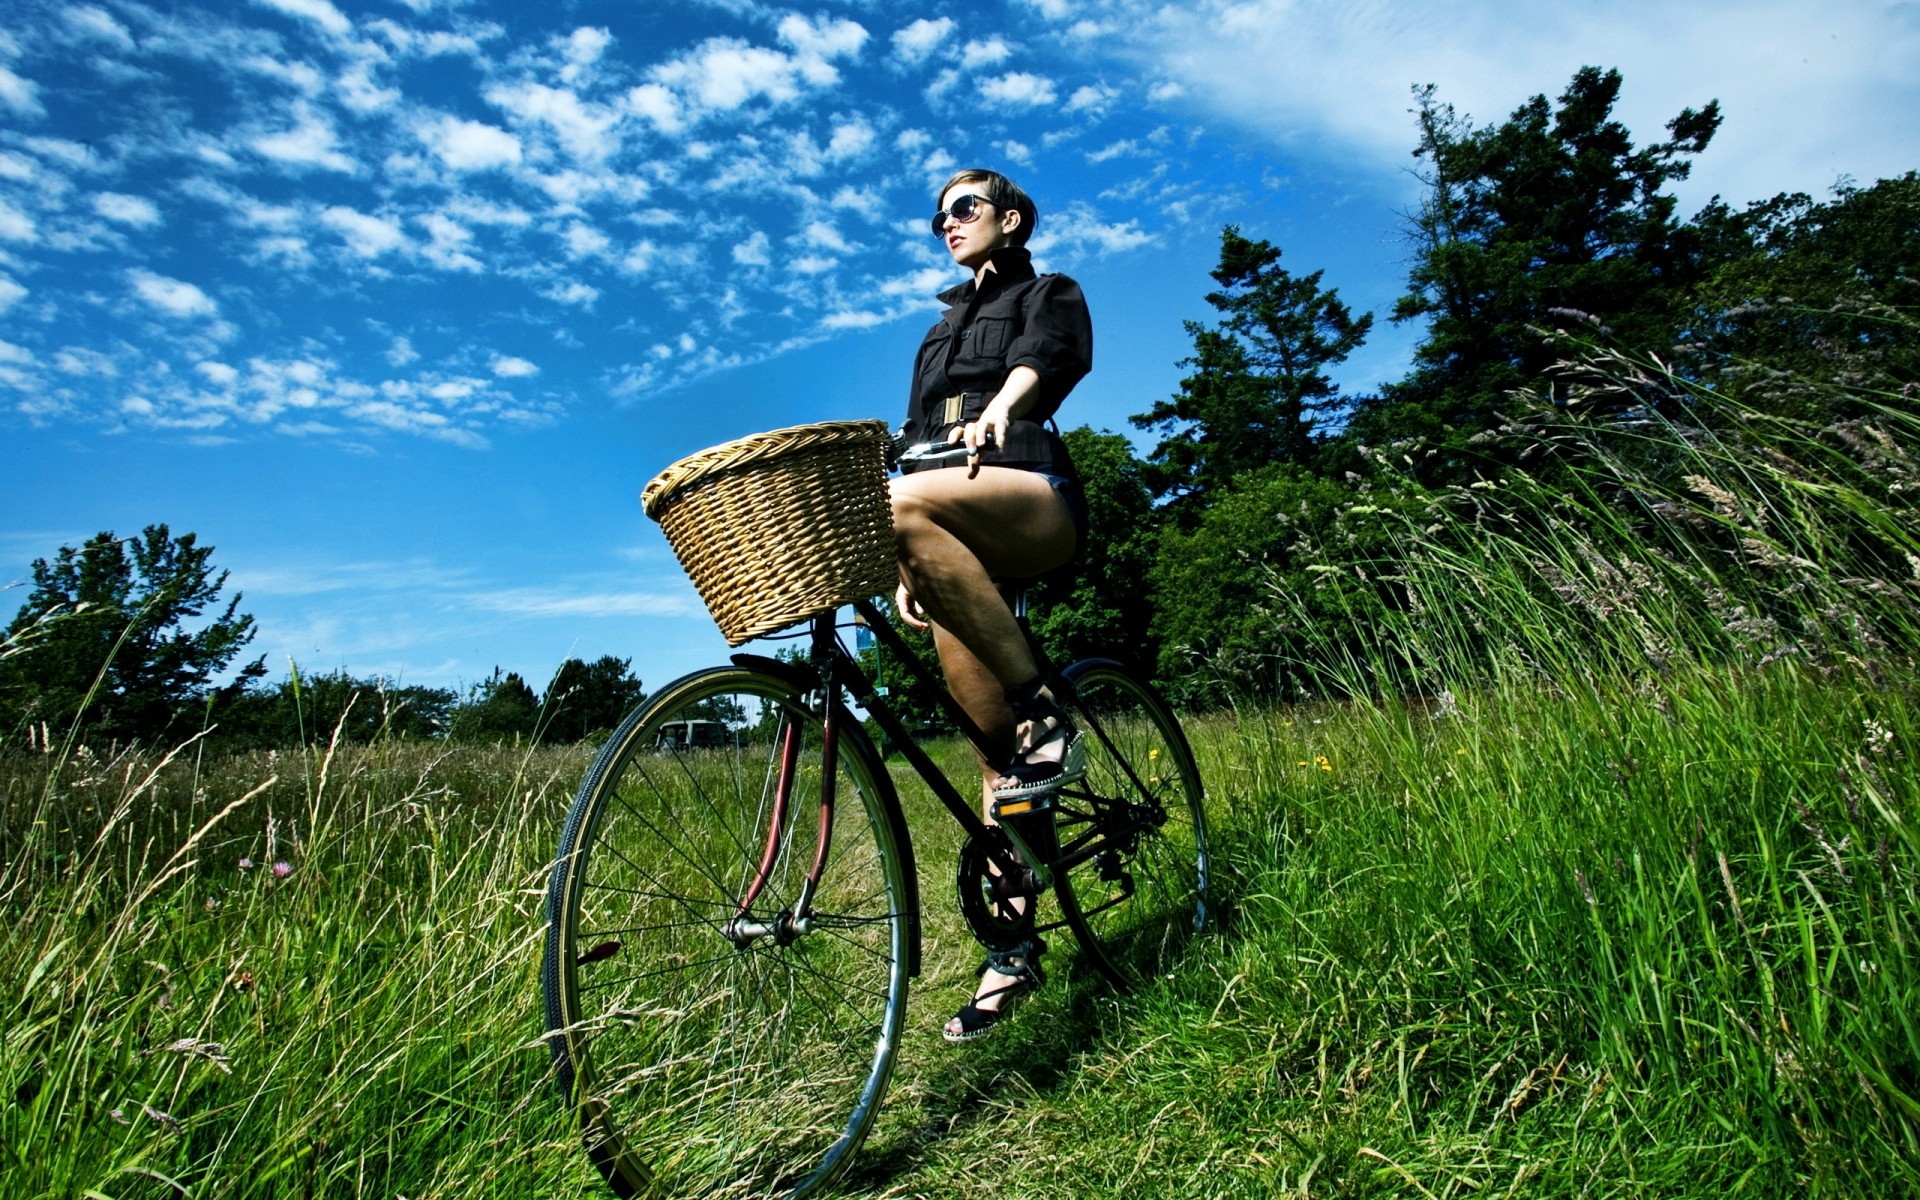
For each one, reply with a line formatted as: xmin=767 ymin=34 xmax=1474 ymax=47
xmin=890 ymin=466 xmax=1076 ymax=1035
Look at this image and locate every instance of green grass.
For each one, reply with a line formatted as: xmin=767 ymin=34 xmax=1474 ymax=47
xmin=5 ymin=342 xmax=1916 ymax=1197
xmin=3 ymin=656 xmax=1914 ymax=1198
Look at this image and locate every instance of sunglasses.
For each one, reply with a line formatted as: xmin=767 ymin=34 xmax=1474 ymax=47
xmin=929 ymin=193 xmax=995 ymax=237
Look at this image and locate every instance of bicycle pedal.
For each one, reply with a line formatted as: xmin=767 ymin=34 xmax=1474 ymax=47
xmin=990 ymin=792 xmax=1056 ymax=820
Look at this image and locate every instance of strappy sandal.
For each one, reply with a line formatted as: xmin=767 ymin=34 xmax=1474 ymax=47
xmin=990 ymin=677 xmax=1086 ymax=806
xmin=943 ymin=939 xmax=1046 ymax=1042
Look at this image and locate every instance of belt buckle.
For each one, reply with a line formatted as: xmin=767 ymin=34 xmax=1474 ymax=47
xmin=943 ymin=393 xmax=965 ymax=426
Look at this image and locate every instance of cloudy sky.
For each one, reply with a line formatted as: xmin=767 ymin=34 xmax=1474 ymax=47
xmin=5 ymin=0 xmax=1917 ymax=700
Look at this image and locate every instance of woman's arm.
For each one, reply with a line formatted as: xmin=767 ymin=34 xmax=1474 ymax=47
xmin=962 ymin=364 xmax=1042 ymax=474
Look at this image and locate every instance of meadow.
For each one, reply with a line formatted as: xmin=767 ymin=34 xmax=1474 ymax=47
xmin=4 ymin=347 xmax=1917 ymax=1198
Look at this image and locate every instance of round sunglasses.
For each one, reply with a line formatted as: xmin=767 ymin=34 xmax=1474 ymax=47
xmin=929 ymin=193 xmax=995 ymax=237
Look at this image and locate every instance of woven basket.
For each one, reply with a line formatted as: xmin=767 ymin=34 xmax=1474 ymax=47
xmin=642 ymin=419 xmax=897 ymax=646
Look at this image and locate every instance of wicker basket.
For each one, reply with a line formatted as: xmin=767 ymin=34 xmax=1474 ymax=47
xmin=641 ymin=419 xmax=897 ymax=646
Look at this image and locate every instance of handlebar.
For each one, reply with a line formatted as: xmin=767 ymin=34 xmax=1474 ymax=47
xmin=895 ymin=430 xmax=995 ymax=469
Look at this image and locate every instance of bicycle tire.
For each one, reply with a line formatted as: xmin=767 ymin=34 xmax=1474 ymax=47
xmin=543 ymin=665 xmax=912 ymax=1199
xmin=1050 ymin=660 xmax=1209 ymax=988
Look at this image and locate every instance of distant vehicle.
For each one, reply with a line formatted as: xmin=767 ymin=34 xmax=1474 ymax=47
xmin=654 ymin=719 xmax=734 ymax=751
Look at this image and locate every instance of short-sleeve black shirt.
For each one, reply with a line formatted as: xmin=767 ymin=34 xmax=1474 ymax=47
xmin=900 ymin=246 xmax=1092 ymax=476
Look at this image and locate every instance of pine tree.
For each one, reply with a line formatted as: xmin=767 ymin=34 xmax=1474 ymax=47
xmin=1133 ymin=226 xmax=1371 ymax=519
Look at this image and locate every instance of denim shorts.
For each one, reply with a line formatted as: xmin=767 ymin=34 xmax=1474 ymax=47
xmin=1034 ymin=470 xmax=1089 ymax=539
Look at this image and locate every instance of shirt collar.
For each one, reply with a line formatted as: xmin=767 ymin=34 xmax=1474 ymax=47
xmin=936 ymin=245 xmax=1036 ymax=307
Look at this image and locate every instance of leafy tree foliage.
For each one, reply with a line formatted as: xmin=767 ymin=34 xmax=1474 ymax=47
xmin=1352 ymin=68 xmax=1721 ymax=460
xmin=1029 ymin=427 xmax=1160 ymax=671
xmin=450 ymin=668 xmax=541 ymax=743
xmin=1 ymin=524 xmax=265 ymax=743
xmin=217 ymin=668 xmax=456 ymax=749
xmin=1688 ymin=171 xmax=1920 ymax=405
xmin=540 ymin=655 xmax=646 ymax=743
xmin=1133 ymin=227 xmax=1372 ymax=518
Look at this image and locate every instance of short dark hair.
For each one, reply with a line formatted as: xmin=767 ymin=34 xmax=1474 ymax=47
xmin=938 ymin=168 xmax=1037 ymax=246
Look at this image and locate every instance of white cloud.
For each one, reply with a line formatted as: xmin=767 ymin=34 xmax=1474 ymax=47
xmin=491 ymin=355 xmax=538 ymax=377
xmin=979 ymin=72 xmax=1056 ymax=107
xmin=563 ymin=220 xmax=612 ymax=259
xmin=1066 ymin=84 xmax=1117 ymax=114
xmin=0 ymin=277 xmax=25 ymax=313
xmin=487 ymin=82 xmax=621 ymax=162
xmin=252 ymin=104 xmax=358 ymax=172
xmin=418 ymin=212 xmax=482 ymax=271
xmin=891 ymin=18 xmax=954 ymax=64
xmin=418 ymin=115 xmax=522 ymax=170
xmin=825 ymin=116 xmax=876 ymax=161
xmin=963 ymin=38 xmax=1014 ymax=67
xmin=543 ymin=281 xmax=599 ymax=307
xmin=93 ymin=192 xmax=163 ymax=227
xmin=559 ymin=26 xmax=612 ymax=83
xmin=63 ymin=6 xmax=136 ymax=50
xmin=256 ymin=0 xmax=353 ymax=38
xmin=464 ymin=587 xmax=696 ymax=619
xmin=386 ymin=336 xmax=420 ymax=366
xmin=732 ymin=230 xmax=770 ymax=266
xmin=197 ymin=360 xmax=239 ymax=385
xmin=128 ymin=268 xmax=218 ymax=318
xmin=620 ymin=239 xmax=657 ymax=274
xmin=0 ymin=199 xmax=37 ymax=243
xmin=321 ymin=205 xmax=406 ymax=257
xmin=1104 ymin=0 xmax=1920 ymax=208
xmin=777 ymin=14 xmax=869 ymax=61
xmin=626 ymin=83 xmax=684 ymax=135
xmin=0 ymin=338 xmax=33 ymax=364
xmin=0 ymin=66 xmax=43 ymax=118
xmin=647 ymin=18 xmax=865 ymax=124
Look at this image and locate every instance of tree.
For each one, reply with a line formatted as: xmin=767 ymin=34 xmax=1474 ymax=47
xmin=540 ymin=655 xmax=645 ymax=743
xmin=1 ymin=524 xmax=265 ymax=743
xmin=1687 ymin=172 xmax=1920 ymax=408
xmin=451 ymin=668 xmax=541 ymax=742
xmin=1351 ymin=67 xmax=1721 ymax=460
xmin=1029 ymin=427 xmax=1160 ymax=671
xmin=216 ymin=667 xmax=457 ymax=749
xmin=1134 ymin=227 xmax=1372 ymax=517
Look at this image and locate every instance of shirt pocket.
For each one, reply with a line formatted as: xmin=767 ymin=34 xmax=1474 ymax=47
xmin=960 ymin=316 xmax=1011 ymax=361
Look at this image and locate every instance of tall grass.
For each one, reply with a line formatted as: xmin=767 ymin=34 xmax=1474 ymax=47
xmin=0 ymin=729 xmax=597 ymax=1198
xmin=4 ymin=342 xmax=1915 ymax=1197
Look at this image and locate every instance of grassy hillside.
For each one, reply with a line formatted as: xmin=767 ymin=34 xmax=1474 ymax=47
xmin=2 ymin=653 xmax=1913 ymax=1198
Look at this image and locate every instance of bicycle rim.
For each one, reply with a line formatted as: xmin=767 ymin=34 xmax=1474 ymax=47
xmin=1051 ymin=661 xmax=1209 ymax=988
xmin=543 ymin=666 xmax=911 ymax=1199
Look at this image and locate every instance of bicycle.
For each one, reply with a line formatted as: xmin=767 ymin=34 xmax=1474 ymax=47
xmin=541 ymin=423 xmax=1209 ymax=1199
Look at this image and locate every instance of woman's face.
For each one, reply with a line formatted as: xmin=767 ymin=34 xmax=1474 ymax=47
xmin=938 ymin=181 xmax=1020 ymax=272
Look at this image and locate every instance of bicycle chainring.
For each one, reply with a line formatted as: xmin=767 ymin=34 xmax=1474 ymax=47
xmin=956 ymin=830 xmax=1042 ymax=952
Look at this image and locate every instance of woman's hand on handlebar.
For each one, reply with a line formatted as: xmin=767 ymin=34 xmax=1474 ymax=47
xmin=894 ymin=581 xmax=930 ymax=630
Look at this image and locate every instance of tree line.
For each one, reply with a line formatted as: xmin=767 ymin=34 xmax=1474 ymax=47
xmin=1027 ymin=65 xmax=1919 ymax=701
xmin=4 ymin=64 xmax=1915 ymax=742
xmin=0 ymin=531 xmax=644 ymax=749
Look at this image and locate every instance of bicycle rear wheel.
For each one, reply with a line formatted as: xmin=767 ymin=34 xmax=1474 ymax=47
xmin=1050 ymin=660 xmax=1209 ymax=988
xmin=543 ymin=665 xmax=912 ymax=1200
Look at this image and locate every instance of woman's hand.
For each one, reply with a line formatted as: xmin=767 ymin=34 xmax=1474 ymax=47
xmin=894 ymin=581 xmax=930 ymax=630
xmin=965 ymin=365 xmax=1042 ymax=478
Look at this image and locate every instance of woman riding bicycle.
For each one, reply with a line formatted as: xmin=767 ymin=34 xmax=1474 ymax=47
xmin=890 ymin=168 xmax=1093 ymax=1041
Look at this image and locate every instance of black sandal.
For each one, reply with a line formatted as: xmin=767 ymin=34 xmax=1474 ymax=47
xmin=944 ymin=939 xmax=1045 ymax=1042
xmin=990 ymin=677 xmax=1085 ymax=806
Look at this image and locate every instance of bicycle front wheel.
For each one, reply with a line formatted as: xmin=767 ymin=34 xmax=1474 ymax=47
xmin=543 ymin=666 xmax=912 ymax=1200
xmin=1051 ymin=660 xmax=1209 ymax=988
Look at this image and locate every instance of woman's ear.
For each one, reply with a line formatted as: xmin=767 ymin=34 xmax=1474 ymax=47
xmin=1000 ymin=206 xmax=1022 ymax=238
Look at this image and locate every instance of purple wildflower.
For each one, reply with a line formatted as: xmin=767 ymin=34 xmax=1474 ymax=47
xmin=238 ymin=857 xmax=254 ymax=871
xmin=271 ymin=861 xmax=292 ymax=878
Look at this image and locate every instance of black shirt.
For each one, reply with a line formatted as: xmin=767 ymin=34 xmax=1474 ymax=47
xmin=900 ymin=245 xmax=1092 ymax=476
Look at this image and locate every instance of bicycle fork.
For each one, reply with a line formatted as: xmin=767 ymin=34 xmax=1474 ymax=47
xmin=722 ymin=688 xmax=843 ymax=949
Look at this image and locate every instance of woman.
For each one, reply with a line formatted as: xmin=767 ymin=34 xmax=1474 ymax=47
xmin=891 ymin=168 xmax=1093 ymax=1041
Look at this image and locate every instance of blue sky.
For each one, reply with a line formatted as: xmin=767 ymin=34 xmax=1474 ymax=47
xmin=5 ymin=0 xmax=1918 ymax=700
